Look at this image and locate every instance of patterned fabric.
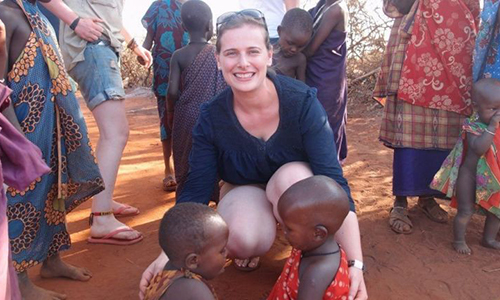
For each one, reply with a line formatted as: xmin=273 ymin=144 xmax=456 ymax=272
xmin=375 ymin=1 xmax=466 ymax=150
xmin=6 ymin=0 xmax=104 ymax=272
xmin=306 ymin=3 xmax=348 ymax=160
xmin=431 ymin=116 xmax=500 ymax=218
xmin=0 ymin=84 xmax=49 ymax=300
xmin=142 ymin=0 xmax=189 ymax=97
xmin=172 ymin=45 xmax=226 ymax=199
xmin=267 ymin=247 xmax=350 ymax=300
xmin=397 ymin=0 xmax=480 ymax=116
xmin=473 ymin=0 xmax=500 ymax=81
xmin=144 ymin=269 xmax=217 ymax=300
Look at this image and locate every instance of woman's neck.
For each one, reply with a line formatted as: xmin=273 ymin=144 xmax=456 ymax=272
xmin=232 ymin=77 xmax=276 ymax=113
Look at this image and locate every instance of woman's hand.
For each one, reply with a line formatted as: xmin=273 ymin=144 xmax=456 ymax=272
xmin=75 ymin=18 xmax=104 ymax=42
xmin=133 ymin=46 xmax=152 ymax=68
xmin=348 ymin=267 xmax=368 ymax=300
xmin=139 ymin=252 xmax=168 ymax=299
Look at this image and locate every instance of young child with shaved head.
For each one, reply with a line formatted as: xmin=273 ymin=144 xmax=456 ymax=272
xmin=143 ymin=203 xmax=228 ymax=300
xmin=432 ymin=78 xmax=500 ymax=255
xmin=268 ymin=175 xmax=351 ymax=300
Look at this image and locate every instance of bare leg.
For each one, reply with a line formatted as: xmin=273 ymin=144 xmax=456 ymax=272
xmin=89 ymin=100 xmax=141 ymax=240
xmin=161 ymin=138 xmax=176 ymax=191
xmin=453 ymin=170 xmax=475 ymax=255
xmin=40 ymin=253 xmax=92 ymax=281
xmin=266 ymin=161 xmax=313 ymax=224
xmin=17 ymin=270 xmax=67 ymax=300
xmin=481 ymin=211 xmax=500 ymax=250
xmin=217 ymin=183 xmax=276 ymax=269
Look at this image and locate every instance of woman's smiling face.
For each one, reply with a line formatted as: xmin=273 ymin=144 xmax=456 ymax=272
xmin=216 ymin=24 xmax=272 ymax=94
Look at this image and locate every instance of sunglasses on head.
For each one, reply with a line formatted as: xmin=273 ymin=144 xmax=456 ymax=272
xmin=216 ymin=9 xmax=267 ymax=34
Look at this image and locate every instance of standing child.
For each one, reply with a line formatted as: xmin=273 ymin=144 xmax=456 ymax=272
xmin=304 ymin=0 xmax=349 ymax=161
xmin=268 ymin=176 xmax=352 ymax=300
xmin=167 ymin=0 xmax=226 ymax=199
xmin=143 ymin=203 xmax=228 ymax=300
xmin=141 ymin=0 xmax=189 ymax=192
xmin=432 ymin=79 xmax=500 ymax=255
xmin=272 ymin=8 xmax=313 ymax=82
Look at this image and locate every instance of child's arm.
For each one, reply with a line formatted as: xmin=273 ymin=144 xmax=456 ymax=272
xmin=142 ymin=27 xmax=154 ymax=52
xmin=297 ymin=260 xmax=338 ymax=300
xmin=166 ymin=51 xmax=182 ymax=130
xmin=468 ymin=112 xmax=500 ymax=156
xmin=303 ymin=5 xmax=343 ymax=58
xmin=296 ymin=53 xmax=307 ymax=82
xmin=162 ymin=277 xmax=216 ymax=300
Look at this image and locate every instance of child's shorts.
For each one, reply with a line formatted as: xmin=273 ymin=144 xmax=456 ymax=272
xmin=69 ymin=41 xmax=125 ymax=111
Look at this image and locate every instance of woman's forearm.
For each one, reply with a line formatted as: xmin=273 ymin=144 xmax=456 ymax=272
xmin=335 ymin=211 xmax=363 ymax=261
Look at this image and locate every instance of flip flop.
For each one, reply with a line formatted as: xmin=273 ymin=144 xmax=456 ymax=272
xmin=233 ymin=257 xmax=260 ymax=272
xmin=418 ymin=199 xmax=448 ymax=223
xmin=113 ymin=204 xmax=140 ymax=218
xmin=162 ymin=176 xmax=177 ymax=192
xmin=389 ymin=206 xmax=413 ymax=234
xmin=87 ymin=228 xmax=144 ymax=245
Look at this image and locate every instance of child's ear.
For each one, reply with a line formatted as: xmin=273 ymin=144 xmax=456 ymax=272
xmin=185 ymin=253 xmax=200 ymax=270
xmin=313 ymin=225 xmax=328 ymax=241
xmin=277 ymin=25 xmax=282 ymax=37
xmin=181 ymin=22 xmax=187 ymax=32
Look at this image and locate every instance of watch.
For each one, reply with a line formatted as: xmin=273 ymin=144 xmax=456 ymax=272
xmin=348 ymin=259 xmax=366 ymax=272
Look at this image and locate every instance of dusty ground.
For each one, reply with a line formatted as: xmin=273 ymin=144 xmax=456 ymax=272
xmin=27 ymin=91 xmax=500 ymax=300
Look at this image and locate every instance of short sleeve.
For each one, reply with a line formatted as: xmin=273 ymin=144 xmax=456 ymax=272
xmin=300 ymin=89 xmax=355 ymax=212
xmin=141 ymin=1 xmax=160 ymax=32
xmin=176 ymin=105 xmax=219 ymax=205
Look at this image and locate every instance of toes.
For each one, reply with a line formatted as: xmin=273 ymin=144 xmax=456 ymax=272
xmin=248 ymin=257 xmax=259 ymax=268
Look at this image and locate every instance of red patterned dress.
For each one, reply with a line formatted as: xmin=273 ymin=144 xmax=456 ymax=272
xmin=267 ymin=247 xmax=350 ymax=300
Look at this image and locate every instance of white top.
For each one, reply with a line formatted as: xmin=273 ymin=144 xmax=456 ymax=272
xmin=238 ymin=0 xmax=286 ymax=38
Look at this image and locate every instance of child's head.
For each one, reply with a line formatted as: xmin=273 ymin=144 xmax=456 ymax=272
xmin=277 ymin=8 xmax=313 ymax=57
xmin=472 ymin=78 xmax=500 ymax=124
xmin=181 ymin=0 xmax=213 ymax=40
xmin=278 ymin=176 xmax=350 ymax=252
xmin=159 ymin=203 xmax=229 ymax=280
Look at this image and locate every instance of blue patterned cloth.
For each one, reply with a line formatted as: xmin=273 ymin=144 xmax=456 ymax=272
xmin=473 ymin=0 xmax=500 ymax=81
xmin=6 ymin=0 xmax=103 ymax=272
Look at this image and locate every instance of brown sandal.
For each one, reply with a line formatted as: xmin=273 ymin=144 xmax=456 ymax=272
xmin=389 ymin=206 xmax=413 ymax=234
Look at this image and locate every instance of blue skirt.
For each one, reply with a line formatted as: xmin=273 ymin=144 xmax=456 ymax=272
xmin=393 ymin=148 xmax=449 ymax=197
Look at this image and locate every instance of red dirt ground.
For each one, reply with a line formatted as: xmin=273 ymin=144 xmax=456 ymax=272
xmin=27 ymin=92 xmax=500 ymax=299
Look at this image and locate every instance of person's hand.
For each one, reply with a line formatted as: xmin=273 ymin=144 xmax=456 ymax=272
xmin=348 ymin=267 xmax=368 ymax=300
xmin=134 ymin=46 xmax=152 ymax=68
xmin=74 ymin=18 xmax=104 ymax=42
xmin=139 ymin=252 xmax=168 ymax=300
xmin=489 ymin=111 xmax=500 ymax=129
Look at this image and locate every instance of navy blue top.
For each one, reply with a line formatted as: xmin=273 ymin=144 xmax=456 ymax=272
xmin=177 ymin=74 xmax=355 ymax=211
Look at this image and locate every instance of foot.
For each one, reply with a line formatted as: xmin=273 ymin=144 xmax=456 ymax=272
xmin=453 ymin=241 xmax=472 ymax=255
xmin=40 ymin=254 xmax=92 ymax=281
xmin=112 ymin=201 xmax=140 ymax=217
xmin=90 ymin=214 xmax=142 ymax=241
xmin=389 ymin=206 xmax=413 ymax=234
xmin=418 ymin=197 xmax=448 ymax=223
xmin=162 ymin=175 xmax=177 ymax=192
xmin=233 ymin=257 xmax=260 ymax=272
xmin=481 ymin=238 xmax=500 ymax=250
xmin=18 ymin=271 xmax=67 ymax=300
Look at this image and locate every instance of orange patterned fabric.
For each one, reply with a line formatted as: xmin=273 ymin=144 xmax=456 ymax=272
xmin=267 ymin=247 xmax=350 ymax=300
xmin=144 ymin=269 xmax=217 ymax=300
xmin=397 ymin=0 xmax=480 ymax=116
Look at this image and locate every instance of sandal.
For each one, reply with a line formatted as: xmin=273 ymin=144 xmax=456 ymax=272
xmin=389 ymin=206 xmax=413 ymax=234
xmin=88 ymin=212 xmax=143 ymax=245
xmin=418 ymin=198 xmax=448 ymax=223
xmin=162 ymin=176 xmax=177 ymax=192
xmin=233 ymin=257 xmax=260 ymax=272
xmin=113 ymin=204 xmax=140 ymax=218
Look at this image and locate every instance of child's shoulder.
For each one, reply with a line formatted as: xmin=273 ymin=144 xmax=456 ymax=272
xmin=0 ymin=1 xmax=23 ymax=22
xmin=163 ymin=276 xmax=215 ymax=300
